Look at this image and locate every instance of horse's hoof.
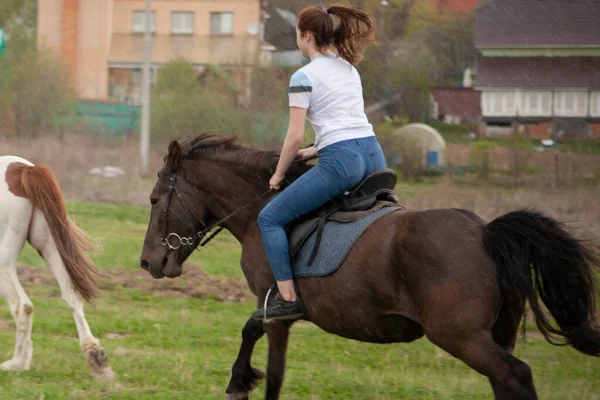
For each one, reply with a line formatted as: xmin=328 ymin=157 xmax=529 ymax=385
xmin=95 ymin=366 xmax=117 ymax=382
xmin=225 ymin=393 xmax=249 ymax=400
xmin=0 ymin=358 xmax=30 ymax=371
xmin=252 ymin=367 xmax=266 ymax=381
xmin=225 ymin=367 xmax=265 ymax=399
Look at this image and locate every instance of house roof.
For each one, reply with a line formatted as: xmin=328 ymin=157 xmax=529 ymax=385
xmin=432 ymin=87 xmax=481 ymax=122
xmin=475 ymin=0 xmax=600 ymax=48
xmin=475 ymin=57 xmax=600 ymax=89
xmin=107 ymin=34 xmax=259 ymax=67
xmin=264 ymin=7 xmax=298 ymax=51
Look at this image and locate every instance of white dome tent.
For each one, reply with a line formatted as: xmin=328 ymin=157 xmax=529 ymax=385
xmin=389 ymin=123 xmax=447 ymax=167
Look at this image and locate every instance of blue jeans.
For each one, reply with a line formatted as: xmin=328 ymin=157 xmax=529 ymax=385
xmin=258 ymin=136 xmax=387 ymax=281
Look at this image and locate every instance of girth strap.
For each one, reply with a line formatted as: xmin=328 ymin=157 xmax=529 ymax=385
xmin=307 ymin=213 xmax=327 ymax=266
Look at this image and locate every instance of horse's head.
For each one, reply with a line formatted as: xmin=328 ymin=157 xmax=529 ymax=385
xmin=140 ymin=140 xmax=209 ymax=279
xmin=140 ymin=134 xmax=313 ymax=279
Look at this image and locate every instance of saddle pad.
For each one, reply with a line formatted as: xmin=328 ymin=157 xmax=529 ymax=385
xmin=289 ymin=200 xmax=397 ymax=257
xmin=291 ymin=205 xmax=399 ymax=278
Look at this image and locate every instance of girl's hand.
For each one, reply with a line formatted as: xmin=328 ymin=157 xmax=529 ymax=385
xmin=297 ymin=146 xmax=318 ymax=159
xmin=269 ymin=172 xmax=285 ymax=191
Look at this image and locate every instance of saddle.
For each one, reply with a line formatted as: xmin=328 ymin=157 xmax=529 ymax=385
xmin=287 ymin=168 xmax=401 ymax=265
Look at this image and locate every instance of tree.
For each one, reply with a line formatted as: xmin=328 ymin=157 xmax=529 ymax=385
xmin=153 ymin=58 xmax=202 ymax=96
xmin=151 ymin=59 xmax=211 ymax=139
xmin=0 ymin=0 xmax=36 ymax=37
xmin=0 ymin=26 xmax=74 ymax=137
xmin=388 ymin=60 xmax=432 ymax=123
xmin=150 ymin=59 xmax=288 ymax=146
xmin=414 ymin=13 xmax=476 ymax=85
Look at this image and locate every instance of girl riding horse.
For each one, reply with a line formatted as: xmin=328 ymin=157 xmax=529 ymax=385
xmin=253 ymin=5 xmax=386 ymax=321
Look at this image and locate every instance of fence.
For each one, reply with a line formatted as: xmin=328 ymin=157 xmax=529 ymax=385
xmin=75 ymin=102 xmax=141 ymax=138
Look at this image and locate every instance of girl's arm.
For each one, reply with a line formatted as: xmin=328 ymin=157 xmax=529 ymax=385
xmin=270 ymin=107 xmax=308 ymax=189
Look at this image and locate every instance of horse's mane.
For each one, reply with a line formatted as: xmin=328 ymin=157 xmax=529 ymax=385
xmin=179 ymin=134 xmax=312 ymax=180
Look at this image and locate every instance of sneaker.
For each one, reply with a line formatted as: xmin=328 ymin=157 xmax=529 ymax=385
xmin=251 ymin=293 xmax=305 ymax=321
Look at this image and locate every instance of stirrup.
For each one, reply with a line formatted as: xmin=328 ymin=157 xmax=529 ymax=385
xmin=262 ymin=287 xmax=275 ymax=324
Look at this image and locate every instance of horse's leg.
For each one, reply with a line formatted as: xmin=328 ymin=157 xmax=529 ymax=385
xmin=0 ymin=204 xmax=33 ymax=371
xmin=426 ymin=309 xmax=537 ymax=400
xmin=264 ymin=322 xmax=291 ymax=400
xmin=30 ymin=213 xmax=115 ymax=381
xmin=488 ymin=295 xmax=531 ymax=400
xmin=0 ymin=185 xmax=34 ymax=370
xmin=0 ymin=263 xmax=34 ymax=371
xmin=226 ymin=318 xmax=266 ymax=400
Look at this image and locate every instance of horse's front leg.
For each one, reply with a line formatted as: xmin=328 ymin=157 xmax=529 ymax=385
xmin=226 ymin=318 xmax=267 ymax=399
xmin=0 ymin=265 xmax=34 ymax=371
xmin=264 ymin=321 xmax=291 ymax=400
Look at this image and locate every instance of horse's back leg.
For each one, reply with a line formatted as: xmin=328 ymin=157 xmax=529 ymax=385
xmin=0 ymin=201 xmax=34 ymax=371
xmin=424 ymin=295 xmax=537 ymax=400
xmin=226 ymin=318 xmax=266 ymax=400
xmin=28 ymin=209 xmax=115 ymax=380
xmin=488 ymin=294 xmax=531 ymax=399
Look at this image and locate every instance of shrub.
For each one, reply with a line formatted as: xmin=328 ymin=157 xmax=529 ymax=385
xmin=0 ymin=27 xmax=75 ymax=137
xmin=469 ymin=141 xmax=496 ymax=182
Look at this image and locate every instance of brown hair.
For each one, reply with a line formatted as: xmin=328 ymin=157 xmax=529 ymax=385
xmin=297 ymin=5 xmax=375 ymax=66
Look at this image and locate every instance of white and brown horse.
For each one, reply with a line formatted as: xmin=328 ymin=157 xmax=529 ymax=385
xmin=0 ymin=155 xmax=114 ymax=380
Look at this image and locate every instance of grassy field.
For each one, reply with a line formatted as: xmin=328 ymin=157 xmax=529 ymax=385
xmin=1 ymin=200 xmax=598 ymax=399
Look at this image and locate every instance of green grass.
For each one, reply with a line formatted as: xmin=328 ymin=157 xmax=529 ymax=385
xmin=0 ymin=290 xmax=598 ymax=399
xmin=19 ymin=201 xmax=243 ymax=277
xmin=6 ymin=201 xmax=600 ymax=399
xmin=557 ymin=140 xmax=600 ymax=154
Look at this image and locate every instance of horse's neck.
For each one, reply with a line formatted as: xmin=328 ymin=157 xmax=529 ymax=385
xmin=198 ymin=169 xmax=268 ymax=243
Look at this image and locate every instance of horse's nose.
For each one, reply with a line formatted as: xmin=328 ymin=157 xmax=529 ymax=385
xmin=140 ymin=259 xmax=150 ymax=271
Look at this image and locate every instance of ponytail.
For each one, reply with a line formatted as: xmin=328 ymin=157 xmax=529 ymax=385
xmin=327 ymin=6 xmax=375 ymax=66
xmin=297 ymin=5 xmax=375 ymax=66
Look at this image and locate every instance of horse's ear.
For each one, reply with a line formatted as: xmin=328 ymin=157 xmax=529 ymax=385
xmin=166 ymin=140 xmax=182 ymax=172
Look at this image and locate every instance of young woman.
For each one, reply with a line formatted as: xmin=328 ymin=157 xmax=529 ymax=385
xmin=252 ymin=5 xmax=387 ymax=321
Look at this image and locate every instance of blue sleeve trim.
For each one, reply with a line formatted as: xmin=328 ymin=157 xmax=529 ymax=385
xmin=289 ymin=71 xmax=312 ymax=92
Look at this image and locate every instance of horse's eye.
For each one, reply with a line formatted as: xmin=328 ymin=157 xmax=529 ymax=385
xmin=150 ymin=198 xmax=158 ymax=205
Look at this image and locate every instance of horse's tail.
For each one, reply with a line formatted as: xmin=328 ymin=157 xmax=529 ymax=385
xmin=20 ymin=164 xmax=100 ymax=302
xmin=482 ymin=209 xmax=599 ymax=356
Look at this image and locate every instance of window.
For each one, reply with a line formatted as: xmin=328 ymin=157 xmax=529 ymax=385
xmin=505 ymin=92 xmax=516 ymax=113
xmin=520 ymin=92 xmax=552 ymax=116
xmin=540 ymin=92 xmax=552 ymax=115
xmin=590 ymin=92 xmax=600 ymax=118
xmin=555 ymin=91 xmax=588 ymax=117
xmin=211 ymin=12 xmax=233 ymax=35
xmin=132 ymin=68 xmax=158 ymax=86
xmin=171 ymin=12 xmax=194 ymax=34
xmin=132 ymin=68 xmax=142 ymax=86
xmin=133 ymin=11 xmax=156 ymax=33
xmin=482 ymin=91 xmax=517 ymax=117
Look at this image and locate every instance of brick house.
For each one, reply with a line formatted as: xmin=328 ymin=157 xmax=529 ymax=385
xmin=474 ymin=0 xmax=600 ymax=139
xmin=431 ymin=86 xmax=480 ymax=125
xmin=37 ymin=0 xmax=261 ymax=105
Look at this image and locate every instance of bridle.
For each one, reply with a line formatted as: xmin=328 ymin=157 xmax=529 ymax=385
xmin=158 ymin=146 xmax=315 ymax=252
xmin=159 ymin=175 xmax=274 ymax=252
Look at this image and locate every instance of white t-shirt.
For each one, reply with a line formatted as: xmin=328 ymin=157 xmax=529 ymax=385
xmin=288 ymin=54 xmax=375 ymax=150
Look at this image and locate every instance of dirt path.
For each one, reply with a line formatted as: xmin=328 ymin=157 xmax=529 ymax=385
xmin=17 ymin=264 xmax=254 ymax=303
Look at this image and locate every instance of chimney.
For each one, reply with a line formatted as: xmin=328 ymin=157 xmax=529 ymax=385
xmin=61 ymin=0 xmax=79 ymax=79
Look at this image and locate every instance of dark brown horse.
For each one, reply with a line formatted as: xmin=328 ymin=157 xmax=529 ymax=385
xmin=140 ymin=135 xmax=599 ymax=400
